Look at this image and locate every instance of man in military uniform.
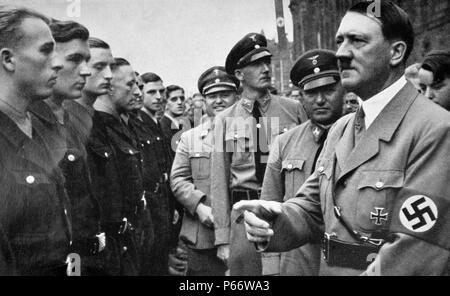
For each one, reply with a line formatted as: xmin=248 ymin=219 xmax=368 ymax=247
xmin=171 ymin=66 xmax=238 ymax=276
xmin=63 ymin=37 xmax=114 ymax=144
xmin=129 ymin=72 xmax=174 ymax=275
xmin=29 ymin=20 xmax=108 ymax=275
xmin=88 ymin=57 xmax=144 ymax=275
xmin=0 ymin=6 xmax=72 ymax=275
xmin=260 ymin=49 xmax=345 ymax=276
xmin=211 ymin=32 xmax=308 ymax=276
xmin=236 ymin=1 xmax=450 ymax=276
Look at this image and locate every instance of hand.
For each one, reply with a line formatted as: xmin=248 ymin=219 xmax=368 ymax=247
xmin=233 ymin=200 xmax=282 ymax=244
xmin=217 ymin=244 xmax=230 ymax=265
xmin=195 ymin=203 xmax=214 ymax=228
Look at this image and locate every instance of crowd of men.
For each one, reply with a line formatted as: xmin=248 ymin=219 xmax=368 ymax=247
xmin=0 ymin=0 xmax=449 ymax=276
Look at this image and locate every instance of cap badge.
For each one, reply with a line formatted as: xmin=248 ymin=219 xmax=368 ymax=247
xmin=215 ymin=78 xmax=220 ymax=83
xmin=308 ymin=55 xmax=319 ymax=66
xmin=314 ymin=67 xmax=321 ymax=73
xmin=214 ymin=69 xmax=220 ymax=76
xmin=255 ymin=44 xmax=260 ymax=49
xmin=249 ymin=34 xmax=257 ymax=42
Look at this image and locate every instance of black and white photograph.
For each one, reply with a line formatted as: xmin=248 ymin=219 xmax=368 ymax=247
xmin=0 ymin=0 xmax=449 ymax=282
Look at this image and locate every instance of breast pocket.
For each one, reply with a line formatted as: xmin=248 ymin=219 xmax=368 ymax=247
xmin=356 ymin=170 xmax=404 ymax=232
xmin=281 ymin=159 xmax=305 ymax=200
xmin=225 ymin=129 xmax=253 ymax=167
xmin=189 ymin=151 xmax=211 ymax=180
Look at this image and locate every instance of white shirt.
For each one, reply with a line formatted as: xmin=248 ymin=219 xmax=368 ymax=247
xmin=361 ymin=76 xmax=407 ymax=129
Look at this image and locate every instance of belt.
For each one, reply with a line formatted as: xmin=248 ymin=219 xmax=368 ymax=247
xmin=231 ymin=189 xmax=261 ymax=205
xmin=322 ymin=232 xmax=383 ymax=270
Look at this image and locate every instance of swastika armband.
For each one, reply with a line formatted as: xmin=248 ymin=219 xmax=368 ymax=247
xmin=389 ymin=188 xmax=450 ymax=250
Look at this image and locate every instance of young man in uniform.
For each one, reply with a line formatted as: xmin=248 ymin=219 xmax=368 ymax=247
xmin=211 ymin=32 xmax=308 ymax=275
xmin=0 ymin=6 xmax=71 ymax=275
xmin=88 ymin=57 xmax=144 ymax=275
xmin=171 ymin=66 xmax=238 ymax=276
xmin=260 ymin=49 xmax=345 ymax=276
xmin=236 ymin=1 xmax=450 ymax=276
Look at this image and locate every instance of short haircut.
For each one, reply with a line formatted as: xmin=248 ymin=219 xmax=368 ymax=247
xmin=348 ymin=1 xmax=414 ymax=62
xmin=166 ymin=85 xmax=184 ymax=97
xmin=49 ymin=20 xmax=89 ymax=43
xmin=421 ymin=49 xmax=450 ymax=83
xmin=0 ymin=5 xmax=50 ymax=49
xmin=141 ymin=72 xmax=162 ymax=84
xmin=88 ymin=37 xmax=109 ymax=49
xmin=111 ymin=57 xmax=131 ymax=72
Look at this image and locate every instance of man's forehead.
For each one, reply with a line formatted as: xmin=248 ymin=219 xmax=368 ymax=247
xmin=336 ymin=12 xmax=382 ymax=37
xmin=19 ymin=17 xmax=54 ymax=46
xmin=56 ymin=39 xmax=90 ymax=55
xmin=144 ymin=81 xmax=165 ymax=91
xmin=89 ymin=47 xmax=113 ymax=62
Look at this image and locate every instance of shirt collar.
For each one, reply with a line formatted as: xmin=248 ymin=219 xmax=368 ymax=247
xmin=310 ymin=121 xmax=331 ymax=143
xmin=75 ymin=99 xmax=95 ymax=117
xmin=240 ymin=92 xmax=272 ymax=113
xmin=361 ymin=76 xmax=407 ymax=129
xmin=142 ymin=107 xmax=158 ymax=123
xmin=94 ymin=99 xmax=121 ymax=121
xmin=164 ymin=112 xmax=180 ymax=128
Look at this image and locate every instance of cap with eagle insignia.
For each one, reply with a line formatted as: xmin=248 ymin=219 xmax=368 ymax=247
xmin=290 ymin=49 xmax=340 ymax=91
xmin=225 ymin=33 xmax=272 ymax=75
xmin=198 ymin=66 xmax=239 ymax=96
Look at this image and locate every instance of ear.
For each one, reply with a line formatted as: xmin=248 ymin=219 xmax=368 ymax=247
xmin=0 ymin=48 xmax=16 ymax=72
xmin=389 ymin=41 xmax=408 ymax=67
xmin=234 ymin=69 xmax=244 ymax=82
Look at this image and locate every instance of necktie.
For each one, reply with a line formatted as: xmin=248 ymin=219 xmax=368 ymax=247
xmin=354 ymin=106 xmax=366 ymax=147
xmin=252 ymin=100 xmax=269 ymax=183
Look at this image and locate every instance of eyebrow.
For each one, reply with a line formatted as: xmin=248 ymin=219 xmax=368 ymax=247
xmin=40 ymin=41 xmax=55 ymax=52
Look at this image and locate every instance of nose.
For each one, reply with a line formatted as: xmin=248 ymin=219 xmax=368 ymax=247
xmin=316 ymin=92 xmax=326 ymax=105
xmin=80 ymin=61 xmax=91 ymax=77
xmin=104 ymin=66 xmax=113 ymax=81
xmin=336 ymin=40 xmax=352 ymax=65
xmin=262 ymin=62 xmax=270 ymax=73
xmin=133 ymin=84 xmax=142 ymax=98
xmin=425 ymin=86 xmax=434 ymax=100
xmin=51 ymin=52 xmax=63 ymax=73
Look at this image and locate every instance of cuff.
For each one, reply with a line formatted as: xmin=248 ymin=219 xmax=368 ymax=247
xmin=214 ymin=227 xmax=230 ymax=246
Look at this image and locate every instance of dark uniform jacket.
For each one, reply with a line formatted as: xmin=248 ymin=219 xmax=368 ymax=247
xmin=29 ymin=101 xmax=105 ymax=274
xmin=265 ymin=83 xmax=450 ymax=275
xmin=129 ymin=110 xmax=173 ymax=275
xmin=0 ymin=110 xmax=72 ymax=275
xmin=87 ymin=110 xmax=145 ymax=275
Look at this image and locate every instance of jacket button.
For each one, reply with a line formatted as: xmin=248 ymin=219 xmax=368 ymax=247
xmin=147 ymin=140 xmax=151 ymax=144
xmin=375 ymin=181 xmax=384 ymax=189
xmin=318 ymin=166 xmax=325 ymax=173
xmin=283 ymin=127 xmax=288 ymax=133
xmin=104 ymin=152 xmax=109 ymax=157
xmin=26 ymin=175 xmax=35 ymax=184
xmin=256 ymin=123 xmax=261 ymax=129
xmin=128 ymin=149 xmax=133 ymax=154
xmin=156 ymin=137 xmax=161 ymax=141
xmin=287 ymin=164 xmax=293 ymax=169
xmin=64 ymin=209 xmax=68 ymax=216
xmin=67 ymin=154 xmax=75 ymax=162
xmin=123 ymin=246 xmax=127 ymax=252
xmin=195 ymin=153 xmax=200 ymax=157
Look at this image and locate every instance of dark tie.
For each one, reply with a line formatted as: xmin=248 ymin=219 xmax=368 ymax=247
xmin=354 ymin=106 xmax=366 ymax=147
xmin=252 ymin=100 xmax=269 ymax=183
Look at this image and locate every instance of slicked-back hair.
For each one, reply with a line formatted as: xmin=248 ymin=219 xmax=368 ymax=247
xmin=141 ymin=72 xmax=162 ymax=84
xmin=0 ymin=5 xmax=50 ymax=49
xmin=421 ymin=49 xmax=450 ymax=83
xmin=348 ymin=1 xmax=414 ymax=62
xmin=166 ymin=84 xmax=184 ymax=97
xmin=49 ymin=20 xmax=89 ymax=43
xmin=88 ymin=37 xmax=109 ymax=49
xmin=112 ymin=57 xmax=130 ymax=72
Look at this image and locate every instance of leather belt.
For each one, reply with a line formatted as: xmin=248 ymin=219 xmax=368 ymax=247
xmin=231 ymin=189 xmax=261 ymax=205
xmin=322 ymin=232 xmax=383 ymax=270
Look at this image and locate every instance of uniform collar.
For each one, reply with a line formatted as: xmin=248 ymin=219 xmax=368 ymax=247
xmin=164 ymin=112 xmax=181 ymax=129
xmin=310 ymin=120 xmax=331 ymax=143
xmin=199 ymin=116 xmax=213 ymax=139
xmin=240 ymin=91 xmax=272 ymax=113
xmin=361 ymin=76 xmax=407 ymax=129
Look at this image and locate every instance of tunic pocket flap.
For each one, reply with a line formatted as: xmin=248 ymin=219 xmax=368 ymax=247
xmin=225 ymin=128 xmax=250 ymax=141
xmin=357 ymin=170 xmax=404 ymax=190
xmin=188 ymin=151 xmax=211 ymax=159
xmin=281 ymin=159 xmax=305 ymax=172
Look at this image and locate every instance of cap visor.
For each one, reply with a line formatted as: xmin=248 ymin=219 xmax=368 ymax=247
xmin=204 ymin=84 xmax=236 ymax=96
xmin=303 ymin=76 xmax=338 ymax=91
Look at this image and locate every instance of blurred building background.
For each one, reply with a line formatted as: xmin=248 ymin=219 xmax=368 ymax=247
xmin=270 ymin=0 xmax=450 ymax=95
